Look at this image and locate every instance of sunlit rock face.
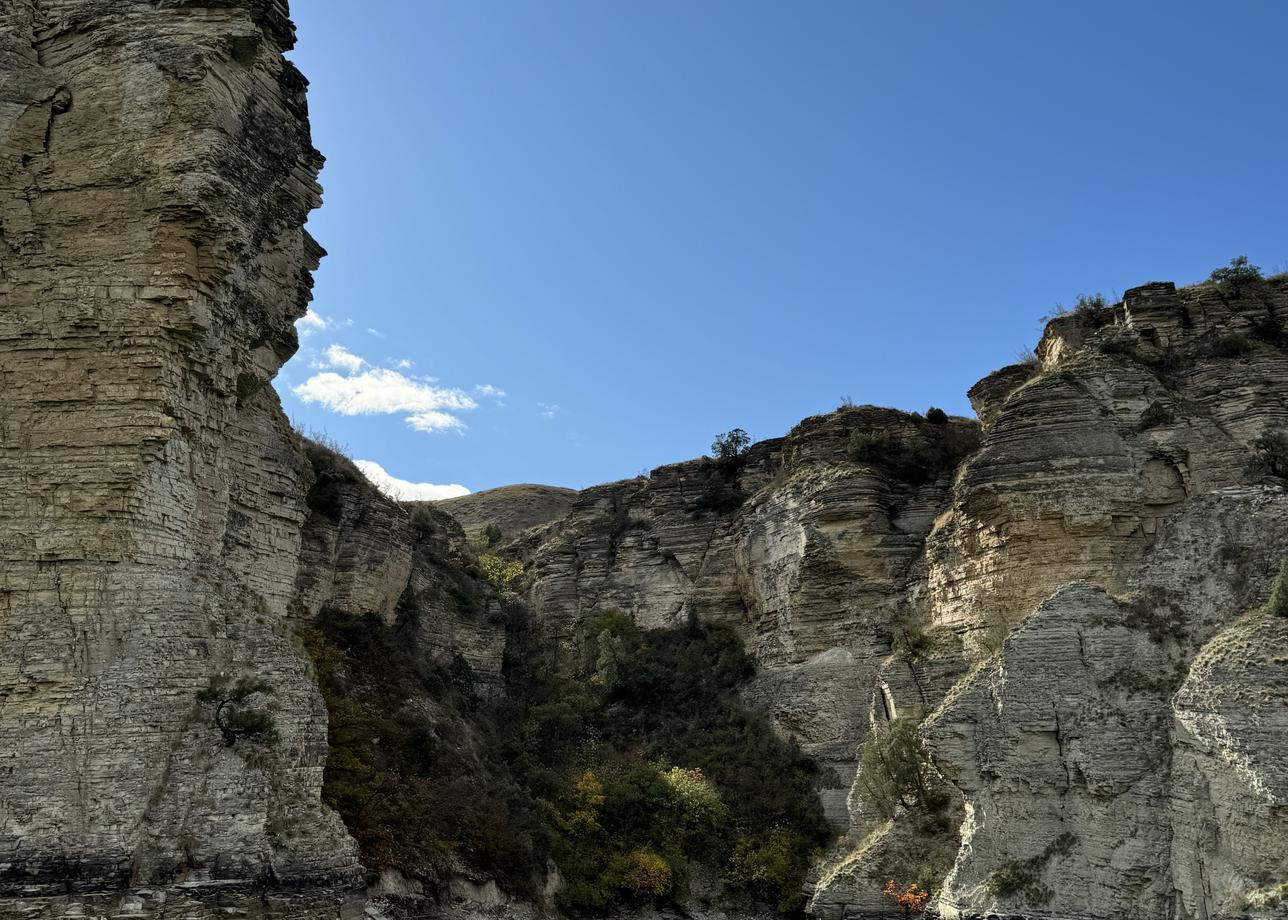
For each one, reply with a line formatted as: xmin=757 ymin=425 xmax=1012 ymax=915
xmin=813 ymin=279 xmax=1288 ymax=920
xmin=506 ymin=408 xmax=979 ymax=827
xmin=488 ymin=279 xmax=1288 ymax=919
xmin=0 ymin=0 xmax=358 ymax=899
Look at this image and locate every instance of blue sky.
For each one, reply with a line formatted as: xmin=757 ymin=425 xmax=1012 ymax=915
xmin=278 ymin=1 xmax=1287 ymax=497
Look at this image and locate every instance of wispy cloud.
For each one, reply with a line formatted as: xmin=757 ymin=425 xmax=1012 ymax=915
xmin=324 ymin=343 xmax=365 ymax=373
xmin=406 ymin=410 xmax=467 ymax=433
xmin=538 ymin=401 xmax=561 ymax=419
xmin=475 ymin=383 xmax=507 ymax=399
xmin=294 ymin=360 xmax=477 ymax=433
xmin=296 ymin=309 xmax=328 ymax=335
xmin=367 ymin=328 xmax=386 ymax=339
xmin=355 ymin=459 xmax=469 ymax=501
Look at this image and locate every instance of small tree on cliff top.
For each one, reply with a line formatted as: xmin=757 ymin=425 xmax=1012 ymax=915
xmin=711 ymin=428 xmax=751 ymax=463
xmin=1210 ymin=255 xmax=1263 ymax=289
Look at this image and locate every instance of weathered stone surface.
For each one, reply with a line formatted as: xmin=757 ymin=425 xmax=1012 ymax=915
xmin=824 ymin=277 xmax=1288 ymax=920
xmin=508 ymin=408 xmax=979 ymax=826
xmin=0 ymin=0 xmax=356 ymax=902
xmin=294 ymin=444 xmax=507 ymax=689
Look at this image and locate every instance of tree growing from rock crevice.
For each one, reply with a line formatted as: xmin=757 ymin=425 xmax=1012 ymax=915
xmin=854 ymin=718 xmax=939 ymax=821
xmin=197 ymin=674 xmax=277 ymax=747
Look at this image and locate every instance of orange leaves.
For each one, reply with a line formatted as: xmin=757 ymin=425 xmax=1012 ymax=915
xmin=883 ymin=879 xmax=930 ymax=914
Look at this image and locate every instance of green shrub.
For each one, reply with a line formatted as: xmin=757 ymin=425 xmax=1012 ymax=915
xmin=848 ymin=422 xmax=979 ymax=486
xmin=1268 ymin=558 xmax=1288 ymax=618
xmin=711 ymin=428 xmax=752 ymax=463
xmin=925 ymin=407 xmax=948 ymax=425
xmin=693 ymin=429 xmax=753 ymax=514
xmin=1253 ymin=430 xmax=1288 ymax=479
xmin=984 ymin=833 xmax=1075 ymax=907
xmin=479 ymin=554 xmax=524 ymax=592
xmin=693 ymin=459 xmax=746 ymax=514
xmin=854 ymin=719 xmax=937 ymax=821
xmin=622 ymin=848 xmax=673 ymax=898
xmin=1210 ymin=332 xmax=1252 ymax=357
xmin=483 ymin=523 xmax=505 ymax=546
xmin=303 ymin=441 xmax=364 ymax=523
xmin=725 ymin=826 xmax=822 ymax=914
xmin=891 ymin=615 xmax=940 ymax=663
xmin=1210 ymin=255 xmax=1262 ymax=288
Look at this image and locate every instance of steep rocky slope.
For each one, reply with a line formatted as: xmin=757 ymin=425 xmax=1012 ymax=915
xmin=507 ymin=410 xmax=980 ymax=825
xmin=460 ymin=278 xmax=1288 ymax=920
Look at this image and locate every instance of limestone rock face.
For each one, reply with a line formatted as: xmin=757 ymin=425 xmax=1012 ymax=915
xmin=293 ymin=444 xmax=508 ymax=690
xmin=830 ymin=278 xmax=1288 ymax=920
xmin=487 ymin=279 xmax=1288 ymax=919
xmin=508 ymin=409 xmax=980 ymax=824
xmin=0 ymin=0 xmax=357 ymax=899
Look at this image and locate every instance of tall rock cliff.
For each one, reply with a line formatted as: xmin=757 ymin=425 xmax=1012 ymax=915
xmin=0 ymin=0 xmax=358 ymax=911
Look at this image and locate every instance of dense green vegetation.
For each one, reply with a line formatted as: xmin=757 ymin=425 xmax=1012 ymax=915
xmin=499 ymin=609 xmax=832 ymax=913
xmin=1254 ymin=430 xmax=1288 ymax=480
xmin=302 ymin=604 xmax=831 ymax=915
xmin=301 ymin=606 xmax=545 ymax=884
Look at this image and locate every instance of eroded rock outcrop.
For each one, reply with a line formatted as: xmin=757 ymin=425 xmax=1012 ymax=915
xmin=812 ymin=279 xmax=1288 ymax=920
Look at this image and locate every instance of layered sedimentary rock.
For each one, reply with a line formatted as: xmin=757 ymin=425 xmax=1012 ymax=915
xmin=811 ymin=279 xmax=1288 ymax=920
xmin=0 ymin=0 xmax=357 ymax=909
xmin=510 ymin=409 xmax=979 ymax=824
xmin=293 ymin=444 xmax=508 ymax=689
xmin=478 ymin=278 xmax=1288 ymax=919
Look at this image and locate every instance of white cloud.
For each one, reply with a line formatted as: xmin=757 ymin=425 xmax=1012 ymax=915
xmin=367 ymin=328 xmax=386 ymax=339
xmin=355 ymin=459 xmax=469 ymax=501
xmin=297 ymin=309 xmax=328 ymax=334
xmin=391 ymin=358 xmax=414 ymax=370
xmin=324 ymin=343 xmax=366 ymax=372
xmin=538 ymin=401 xmax=561 ymax=419
xmin=407 ymin=410 xmax=466 ymax=433
xmin=475 ymin=384 xmax=507 ymax=399
xmin=296 ymin=367 xmax=476 ymax=416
